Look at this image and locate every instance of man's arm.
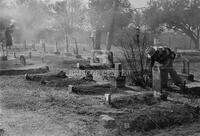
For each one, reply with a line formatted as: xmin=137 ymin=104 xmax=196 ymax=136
xmin=151 ymin=59 xmax=155 ymax=68
xmin=146 ymin=57 xmax=155 ymax=69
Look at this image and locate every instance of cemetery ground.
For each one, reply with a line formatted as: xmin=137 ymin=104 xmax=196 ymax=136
xmin=1 ymin=44 xmax=200 ymax=136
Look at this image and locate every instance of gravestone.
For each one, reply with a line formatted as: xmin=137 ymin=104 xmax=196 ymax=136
xmin=32 ymin=41 xmax=36 ymax=51
xmin=174 ymin=47 xmax=178 ymax=53
xmin=108 ymin=51 xmax=114 ymax=67
xmin=20 ymin=55 xmax=26 ymax=66
xmin=54 ymin=42 xmax=60 ymax=55
xmin=90 ymin=50 xmax=102 ymax=66
xmin=42 ymin=41 xmax=46 ymax=53
xmin=64 ymin=48 xmax=73 ymax=56
xmin=105 ymin=93 xmax=111 ymax=105
xmin=180 ymin=59 xmax=194 ymax=81
xmin=29 ymin=52 xmax=32 ymax=59
xmin=68 ymin=85 xmax=74 ymax=93
xmin=115 ymin=76 xmax=126 ymax=88
xmin=24 ymin=40 xmax=27 ymax=50
xmin=100 ymin=115 xmax=116 ymax=129
xmin=124 ymin=123 xmax=130 ymax=130
xmin=114 ymin=63 xmax=122 ymax=77
xmin=13 ymin=52 xmax=16 ymax=58
xmin=84 ymin=71 xmax=93 ymax=81
xmin=76 ymin=55 xmax=82 ymax=59
xmin=41 ymin=53 xmax=45 ymax=63
xmin=114 ymin=63 xmax=125 ymax=88
xmin=64 ymin=52 xmax=73 ymax=56
xmin=182 ymin=60 xmax=190 ymax=74
xmin=154 ymin=38 xmax=161 ymax=45
xmin=77 ymin=63 xmax=80 ymax=68
xmin=90 ymin=50 xmax=112 ymax=67
xmin=152 ymin=64 xmax=162 ymax=97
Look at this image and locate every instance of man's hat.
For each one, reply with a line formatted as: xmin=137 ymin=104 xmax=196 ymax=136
xmin=145 ymin=46 xmax=156 ymax=58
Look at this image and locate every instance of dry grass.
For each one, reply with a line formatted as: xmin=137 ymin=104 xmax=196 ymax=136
xmin=0 ymin=75 xmax=107 ymax=135
xmin=2 ymin=46 xmax=200 ymax=135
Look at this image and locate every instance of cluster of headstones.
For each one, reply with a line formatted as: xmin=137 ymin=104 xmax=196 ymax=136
xmin=13 ymin=40 xmax=62 ymax=64
xmin=22 ymin=40 xmax=37 ymax=51
xmin=22 ymin=40 xmax=57 ymax=54
xmin=68 ymin=63 xmax=126 ymax=93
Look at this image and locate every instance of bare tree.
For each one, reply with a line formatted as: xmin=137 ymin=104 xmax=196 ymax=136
xmin=0 ymin=17 xmax=13 ymax=58
xmin=144 ymin=0 xmax=200 ymax=49
xmin=117 ymin=27 xmax=150 ymax=87
xmin=88 ymin=0 xmax=133 ymax=50
xmin=49 ymin=0 xmax=87 ymax=52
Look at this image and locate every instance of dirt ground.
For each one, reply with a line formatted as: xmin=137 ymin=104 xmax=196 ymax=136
xmin=1 ymin=45 xmax=200 ymax=136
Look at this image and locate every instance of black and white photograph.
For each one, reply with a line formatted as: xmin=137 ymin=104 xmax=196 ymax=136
xmin=0 ymin=0 xmax=200 ymax=135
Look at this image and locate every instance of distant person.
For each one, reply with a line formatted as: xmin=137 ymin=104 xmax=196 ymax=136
xmin=5 ymin=25 xmax=13 ymax=49
xmin=0 ymin=31 xmax=5 ymax=49
xmin=145 ymin=46 xmax=184 ymax=89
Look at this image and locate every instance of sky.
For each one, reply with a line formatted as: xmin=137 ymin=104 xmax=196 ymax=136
xmin=5 ymin=0 xmax=148 ymax=9
xmin=130 ymin=0 xmax=148 ymax=8
xmin=49 ymin=0 xmax=148 ymax=8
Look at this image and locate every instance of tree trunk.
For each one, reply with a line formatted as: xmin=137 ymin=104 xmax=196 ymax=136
xmin=107 ymin=28 xmax=114 ymax=51
xmin=188 ymin=28 xmax=200 ymax=50
xmin=189 ymin=37 xmax=192 ymax=49
xmin=91 ymin=37 xmax=95 ymax=49
xmin=186 ymin=31 xmax=199 ymax=50
xmin=194 ymin=38 xmax=199 ymax=50
xmin=65 ymin=35 xmax=69 ymax=52
xmin=106 ymin=0 xmax=117 ymax=51
xmin=95 ymin=29 xmax=101 ymax=50
xmin=73 ymin=38 xmax=78 ymax=55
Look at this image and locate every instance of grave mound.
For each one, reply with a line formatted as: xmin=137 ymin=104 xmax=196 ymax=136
xmin=110 ymin=93 xmax=160 ymax=109
xmin=25 ymin=72 xmax=96 ymax=87
xmin=79 ymin=64 xmax=111 ymax=70
xmin=116 ymin=102 xmax=200 ymax=132
xmin=72 ymin=84 xmax=113 ymax=95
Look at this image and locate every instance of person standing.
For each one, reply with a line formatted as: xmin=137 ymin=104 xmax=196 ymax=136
xmin=5 ymin=25 xmax=13 ymax=49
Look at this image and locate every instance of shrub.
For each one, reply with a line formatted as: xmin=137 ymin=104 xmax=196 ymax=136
xmin=116 ymin=27 xmax=150 ymax=87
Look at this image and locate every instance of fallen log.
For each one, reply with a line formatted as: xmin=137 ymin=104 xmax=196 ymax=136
xmin=0 ymin=66 xmax=49 ymax=76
